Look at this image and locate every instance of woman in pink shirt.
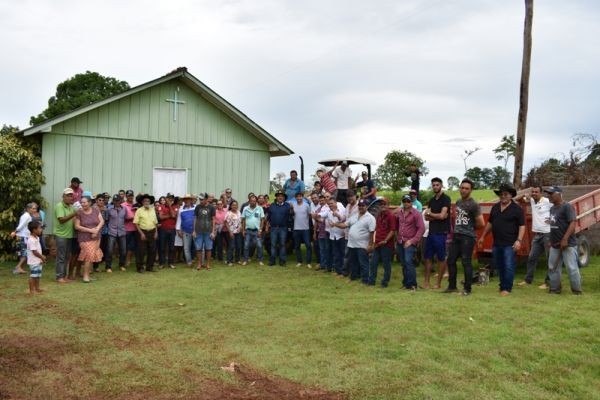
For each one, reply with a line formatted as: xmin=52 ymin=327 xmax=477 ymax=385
xmin=214 ymin=200 xmax=228 ymax=262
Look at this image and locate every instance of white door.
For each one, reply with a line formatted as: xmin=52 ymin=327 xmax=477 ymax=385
xmin=153 ymin=168 xmax=188 ymax=197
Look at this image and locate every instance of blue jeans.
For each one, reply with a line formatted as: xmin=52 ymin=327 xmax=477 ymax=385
xmin=330 ymin=237 xmax=346 ymax=275
xmin=397 ymin=244 xmax=417 ymax=288
xmin=158 ymin=228 xmax=176 ymax=265
xmin=493 ymin=245 xmax=516 ymax=292
xmin=293 ymin=230 xmax=312 ymax=264
xmin=182 ymin=232 xmax=193 ymax=264
xmin=369 ymin=246 xmax=393 ymax=286
xmin=106 ymin=235 xmax=126 ymax=269
xmin=227 ymin=233 xmax=243 ymax=263
xmin=548 ymin=246 xmax=582 ymax=292
xmin=269 ymin=227 xmax=287 ymax=264
xmin=525 ymin=233 xmax=550 ymax=284
xmin=318 ymin=236 xmax=331 ymax=269
xmin=244 ymin=230 xmax=264 ymax=262
xmin=348 ymin=247 xmax=369 ymax=283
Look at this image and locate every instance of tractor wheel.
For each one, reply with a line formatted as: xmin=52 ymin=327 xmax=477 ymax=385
xmin=577 ymin=235 xmax=590 ymax=268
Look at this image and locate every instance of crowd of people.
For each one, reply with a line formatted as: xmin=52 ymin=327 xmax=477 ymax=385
xmin=10 ymin=162 xmax=583 ymax=296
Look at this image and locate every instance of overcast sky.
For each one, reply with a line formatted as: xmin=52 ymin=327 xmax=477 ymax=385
xmin=1 ymin=0 xmax=598 ymax=188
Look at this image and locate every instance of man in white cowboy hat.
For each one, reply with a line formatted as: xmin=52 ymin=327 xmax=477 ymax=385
xmin=478 ymin=183 xmax=525 ymax=297
xmin=176 ymin=193 xmax=197 ymax=267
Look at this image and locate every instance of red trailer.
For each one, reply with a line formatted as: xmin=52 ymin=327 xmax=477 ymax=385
xmin=475 ymin=185 xmax=600 ymax=267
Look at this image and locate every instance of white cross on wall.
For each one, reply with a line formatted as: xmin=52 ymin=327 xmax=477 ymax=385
xmin=165 ymin=87 xmax=186 ymax=121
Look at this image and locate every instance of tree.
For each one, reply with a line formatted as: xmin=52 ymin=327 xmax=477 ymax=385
xmin=480 ymin=168 xmax=495 ymax=189
xmin=375 ymin=150 xmax=428 ymax=192
xmin=493 ymin=134 xmax=516 ymax=171
xmin=270 ymin=172 xmax=286 ymax=192
xmin=0 ymin=125 xmax=46 ymax=259
xmin=461 ymin=147 xmax=480 ymax=173
xmin=447 ymin=176 xmax=460 ymax=190
xmin=572 ymin=133 xmax=599 ymax=165
xmin=490 ymin=166 xmax=512 ymax=188
xmin=464 ymin=167 xmax=494 ymax=189
xmin=464 ymin=167 xmax=483 ymax=189
xmin=30 ymin=71 xmax=130 ymax=125
xmin=513 ymin=0 xmax=534 ymax=188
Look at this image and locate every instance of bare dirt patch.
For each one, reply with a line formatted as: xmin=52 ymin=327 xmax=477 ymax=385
xmin=0 ymin=336 xmax=345 ymax=400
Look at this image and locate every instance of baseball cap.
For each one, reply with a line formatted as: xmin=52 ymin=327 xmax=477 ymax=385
xmin=63 ymin=188 xmax=74 ymax=195
xmin=112 ymin=194 xmax=122 ymax=202
xmin=358 ymin=199 xmax=369 ymax=207
xmin=544 ymin=186 xmax=563 ymax=194
xmin=402 ymin=194 xmax=412 ymax=202
xmin=198 ymin=193 xmax=207 ymax=200
xmin=126 ymin=190 xmax=134 ymax=196
xmin=166 ymin=192 xmax=175 ymax=198
xmin=341 ymin=160 xmax=348 ymax=165
xmin=71 ymin=177 xmax=82 ymax=184
xmin=361 ymin=171 xmax=368 ymax=175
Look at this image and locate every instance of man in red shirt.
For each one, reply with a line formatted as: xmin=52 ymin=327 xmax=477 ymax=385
xmin=397 ymin=195 xmax=425 ymax=290
xmin=158 ymin=193 xmax=179 ymax=269
xmin=368 ymin=198 xmax=397 ymax=287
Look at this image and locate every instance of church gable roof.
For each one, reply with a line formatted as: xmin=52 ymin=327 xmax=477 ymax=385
xmin=21 ymin=67 xmax=293 ymax=157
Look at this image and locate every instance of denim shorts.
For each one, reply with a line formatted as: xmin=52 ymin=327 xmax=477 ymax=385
xmin=194 ymin=232 xmax=213 ymax=251
xmin=424 ymin=233 xmax=447 ymax=261
xmin=29 ymin=264 xmax=42 ymax=278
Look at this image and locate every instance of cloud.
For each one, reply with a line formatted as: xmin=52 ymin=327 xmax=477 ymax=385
xmin=1 ymin=0 xmax=598 ymax=187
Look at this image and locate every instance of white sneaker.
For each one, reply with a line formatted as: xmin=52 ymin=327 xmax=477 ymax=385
xmin=242 ymin=261 xmax=248 ymax=266
xmin=296 ymin=263 xmax=302 ymax=267
xmin=259 ymin=261 xmax=264 ymax=266
xmin=307 ymin=264 xmax=312 ymax=269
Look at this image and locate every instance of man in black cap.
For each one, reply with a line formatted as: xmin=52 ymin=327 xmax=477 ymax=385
xmin=193 ymin=193 xmax=216 ymax=270
xmin=69 ymin=177 xmax=84 ymax=204
xmin=355 ymin=171 xmax=376 ymax=203
xmin=545 ymin=186 xmax=582 ymax=294
xmin=478 ymin=183 xmax=525 ymax=297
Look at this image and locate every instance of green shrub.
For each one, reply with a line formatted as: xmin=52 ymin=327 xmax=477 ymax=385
xmin=0 ymin=127 xmax=45 ymax=259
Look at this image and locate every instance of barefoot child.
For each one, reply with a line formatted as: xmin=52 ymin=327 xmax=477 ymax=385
xmin=27 ymin=221 xmax=46 ymax=294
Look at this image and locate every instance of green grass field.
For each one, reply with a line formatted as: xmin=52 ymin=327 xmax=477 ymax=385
xmin=1 ymin=256 xmax=598 ymax=399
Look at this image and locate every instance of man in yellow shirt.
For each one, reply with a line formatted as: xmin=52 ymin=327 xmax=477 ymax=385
xmin=134 ymin=194 xmax=158 ymax=273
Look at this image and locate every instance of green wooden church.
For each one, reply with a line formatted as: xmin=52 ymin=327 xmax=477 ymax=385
xmin=22 ymin=67 xmax=293 ymax=231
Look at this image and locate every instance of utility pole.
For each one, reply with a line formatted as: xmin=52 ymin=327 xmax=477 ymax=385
xmin=513 ymin=0 xmax=534 ymax=188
